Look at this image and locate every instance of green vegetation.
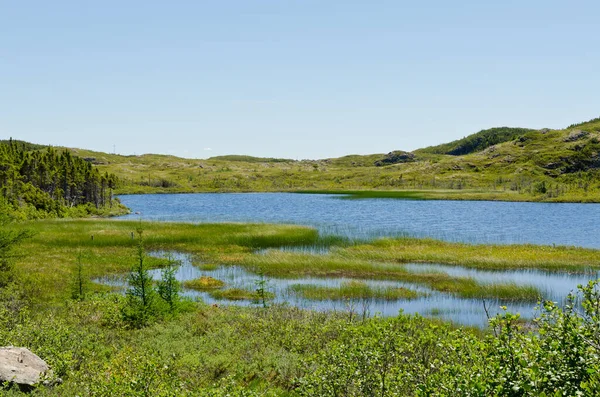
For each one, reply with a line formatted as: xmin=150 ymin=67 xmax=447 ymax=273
xmin=2 ymin=218 xmax=600 ymax=394
xmin=416 ymin=127 xmax=535 ymax=155
xmin=183 ymin=276 xmax=226 ymax=290
xmin=123 ymin=228 xmax=158 ymax=328
xmin=0 ymin=139 xmax=127 ymax=220
xmin=243 ymin=251 xmax=541 ymax=301
xmin=194 ymin=263 xmax=220 ymax=271
xmin=208 ymin=288 xmax=274 ymax=301
xmin=343 ymin=237 xmax=600 ymax=271
xmin=208 ymin=155 xmax=293 ymax=163
xmin=6 ymin=220 xmax=597 ymax=304
xmin=290 ymin=281 xmax=422 ymax=301
xmin=156 ymin=255 xmax=182 ymax=313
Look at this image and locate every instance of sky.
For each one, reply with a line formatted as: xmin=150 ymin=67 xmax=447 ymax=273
xmin=1 ymin=1 xmax=599 ymax=160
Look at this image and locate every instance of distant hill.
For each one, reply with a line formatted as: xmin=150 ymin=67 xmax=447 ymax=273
xmin=208 ymin=155 xmax=294 ymax=163
xmin=416 ymin=127 xmax=535 ymax=156
xmin=5 ymin=115 xmax=600 ymax=202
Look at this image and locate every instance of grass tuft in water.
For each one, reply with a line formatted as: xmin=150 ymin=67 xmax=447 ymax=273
xmin=194 ymin=262 xmax=220 ymax=271
xmin=183 ymin=276 xmax=225 ymax=291
xmin=209 ymin=288 xmax=275 ymax=301
xmin=290 ymin=281 xmax=422 ymax=301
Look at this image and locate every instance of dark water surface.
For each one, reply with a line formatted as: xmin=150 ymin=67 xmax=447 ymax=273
xmin=118 ymin=193 xmax=600 ymax=248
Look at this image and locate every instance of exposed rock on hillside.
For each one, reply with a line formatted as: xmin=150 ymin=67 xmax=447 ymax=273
xmin=565 ymin=130 xmax=589 ymax=142
xmin=375 ymin=151 xmax=415 ymax=166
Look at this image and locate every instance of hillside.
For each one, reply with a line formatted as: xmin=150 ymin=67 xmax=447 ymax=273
xmin=5 ymin=116 xmax=600 ymax=203
xmin=208 ymin=155 xmax=294 ymax=163
xmin=416 ymin=127 xmax=535 ymax=155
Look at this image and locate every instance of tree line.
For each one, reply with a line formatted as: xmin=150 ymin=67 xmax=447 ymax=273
xmin=0 ymin=138 xmax=119 ymax=217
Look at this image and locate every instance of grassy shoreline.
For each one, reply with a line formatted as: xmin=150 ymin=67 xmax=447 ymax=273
xmin=9 ymin=219 xmax=599 ymax=305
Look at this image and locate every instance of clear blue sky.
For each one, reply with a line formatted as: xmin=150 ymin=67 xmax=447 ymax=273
xmin=1 ymin=1 xmax=599 ymax=159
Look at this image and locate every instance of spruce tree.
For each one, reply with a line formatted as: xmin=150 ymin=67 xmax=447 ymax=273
xmin=123 ymin=228 xmax=157 ymax=327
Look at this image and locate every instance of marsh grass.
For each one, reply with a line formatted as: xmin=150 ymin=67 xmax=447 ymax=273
xmin=344 ymin=237 xmax=600 ymax=272
xmin=290 ymin=281 xmax=422 ymax=301
xmin=6 ymin=220 xmax=324 ymax=303
xmin=194 ymin=263 xmax=219 ymax=271
xmin=7 ymin=219 xmax=593 ymax=304
xmin=209 ymin=288 xmax=275 ymax=301
xmin=239 ymin=252 xmax=542 ymax=301
xmin=183 ymin=276 xmax=225 ymax=291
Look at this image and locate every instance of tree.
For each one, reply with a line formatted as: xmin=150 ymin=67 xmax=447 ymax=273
xmin=122 ymin=228 xmax=158 ymax=328
xmin=157 ymin=254 xmax=181 ymax=313
xmin=70 ymin=252 xmax=89 ymax=301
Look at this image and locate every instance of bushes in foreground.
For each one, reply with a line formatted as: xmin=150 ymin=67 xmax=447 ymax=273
xmin=1 ymin=281 xmax=600 ymax=395
xmin=299 ymin=282 xmax=600 ymax=396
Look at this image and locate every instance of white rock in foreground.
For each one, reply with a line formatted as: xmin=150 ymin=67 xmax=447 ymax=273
xmin=0 ymin=347 xmax=50 ymax=387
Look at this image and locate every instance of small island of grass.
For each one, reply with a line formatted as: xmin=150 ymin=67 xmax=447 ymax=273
xmin=209 ymin=288 xmax=275 ymax=301
xmin=290 ymin=281 xmax=423 ymax=301
xmin=183 ymin=276 xmax=225 ymax=291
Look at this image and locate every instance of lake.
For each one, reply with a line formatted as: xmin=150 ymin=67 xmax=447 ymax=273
xmin=117 ymin=193 xmax=600 ymax=248
xmin=111 ymin=193 xmax=600 ymax=326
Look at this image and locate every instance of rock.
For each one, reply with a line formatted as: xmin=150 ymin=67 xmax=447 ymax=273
xmin=374 ymin=151 xmax=415 ymax=166
xmin=565 ymin=129 xmax=589 ymax=142
xmin=539 ymin=128 xmax=551 ymax=134
xmin=0 ymin=347 xmax=50 ymax=387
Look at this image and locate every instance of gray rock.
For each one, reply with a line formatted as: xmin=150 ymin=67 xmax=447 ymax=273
xmin=374 ymin=151 xmax=415 ymax=166
xmin=0 ymin=347 xmax=50 ymax=387
xmin=565 ymin=129 xmax=589 ymax=142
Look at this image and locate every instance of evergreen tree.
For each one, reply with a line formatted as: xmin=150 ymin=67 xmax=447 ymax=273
xmin=70 ymin=252 xmax=89 ymax=301
xmin=157 ymin=254 xmax=181 ymax=314
xmin=122 ymin=228 xmax=158 ymax=328
xmin=0 ymin=140 xmax=121 ymax=218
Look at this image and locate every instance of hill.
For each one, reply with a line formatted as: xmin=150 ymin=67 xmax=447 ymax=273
xmin=416 ymin=127 xmax=535 ymax=156
xmin=5 ymin=116 xmax=600 ymax=203
xmin=208 ymin=155 xmax=294 ymax=163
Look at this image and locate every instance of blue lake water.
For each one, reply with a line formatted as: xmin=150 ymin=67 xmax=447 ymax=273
xmin=117 ymin=193 xmax=600 ymax=248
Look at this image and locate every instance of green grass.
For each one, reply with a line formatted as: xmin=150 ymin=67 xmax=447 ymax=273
xmin=9 ymin=219 xmax=598 ymax=305
xmin=7 ymin=220 xmax=322 ymax=303
xmin=194 ymin=262 xmax=220 ymax=271
xmin=3 ymin=216 xmax=600 ymax=394
xmin=343 ymin=237 xmax=600 ymax=271
xmin=183 ymin=276 xmax=225 ymax=291
xmin=289 ymin=281 xmax=422 ymax=301
xmin=240 ymin=252 xmax=542 ymax=301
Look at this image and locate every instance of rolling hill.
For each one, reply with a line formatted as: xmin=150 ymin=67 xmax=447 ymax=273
xmin=3 ymin=116 xmax=600 ymax=203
